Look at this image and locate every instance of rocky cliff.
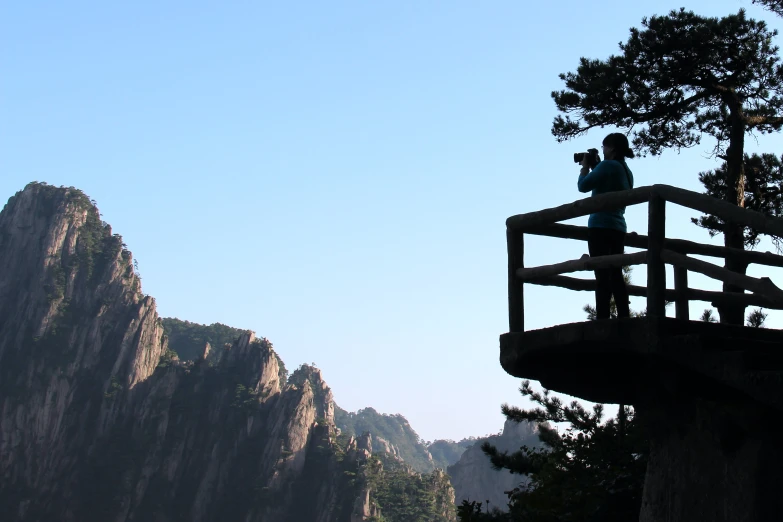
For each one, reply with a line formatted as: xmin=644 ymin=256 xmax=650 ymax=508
xmin=0 ymin=184 xmax=354 ymax=521
xmin=447 ymin=419 xmax=540 ymax=512
xmin=0 ymin=182 xmax=457 ymax=522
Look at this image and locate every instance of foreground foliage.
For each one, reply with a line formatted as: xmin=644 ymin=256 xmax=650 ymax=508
xmin=459 ymin=382 xmax=647 ymax=522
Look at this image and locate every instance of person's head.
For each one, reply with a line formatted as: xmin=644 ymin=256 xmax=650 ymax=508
xmin=602 ymin=133 xmax=635 ymax=162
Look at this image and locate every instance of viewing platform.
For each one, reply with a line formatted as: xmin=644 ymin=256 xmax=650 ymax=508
xmin=501 ymin=184 xmax=783 ymax=522
xmin=502 ymin=183 xmax=783 ymax=409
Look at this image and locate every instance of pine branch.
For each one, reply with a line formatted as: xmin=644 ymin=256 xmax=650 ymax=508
xmin=752 ymin=0 xmax=783 ymax=18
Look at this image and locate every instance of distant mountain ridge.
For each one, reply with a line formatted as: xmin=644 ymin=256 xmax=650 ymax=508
xmin=157 ymin=290 xmax=532 ymax=515
xmin=159 ymin=317 xmax=478 ymax=475
xmin=0 ymin=183 xmax=457 ymax=522
xmin=161 ymin=320 xmax=482 ymax=475
xmin=334 ymin=406 xmax=483 ymax=473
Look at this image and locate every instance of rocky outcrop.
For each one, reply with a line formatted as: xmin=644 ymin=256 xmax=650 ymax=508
xmin=430 ymin=468 xmax=458 ymax=518
xmin=447 ymin=419 xmax=540 ymax=512
xmin=335 ymin=406 xmax=437 ymax=472
xmin=373 ymin=435 xmax=402 ymax=459
xmin=350 ymin=430 xmax=403 ymax=461
xmin=0 ymin=184 xmax=355 ymax=522
xmin=351 ymin=485 xmax=382 ymax=522
xmin=357 ymin=431 xmax=373 ymax=453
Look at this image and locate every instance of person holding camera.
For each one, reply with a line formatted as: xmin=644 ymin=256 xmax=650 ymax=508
xmin=576 ymin=132 xmax=635 ymax=319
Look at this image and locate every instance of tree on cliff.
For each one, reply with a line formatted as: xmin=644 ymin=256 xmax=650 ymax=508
xmin=470 ymin=382 xmax=647 ymax=522
xmin=690 ymin=152 xmax=783 ymax=324
xmin=552 ymin=8 xmax=783 ymax=324
xmin=693 ymin=153 xmax=783 ymax=248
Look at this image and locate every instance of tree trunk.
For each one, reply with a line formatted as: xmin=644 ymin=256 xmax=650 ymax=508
xmin=717 ymin=107 xmax=748 ymax=325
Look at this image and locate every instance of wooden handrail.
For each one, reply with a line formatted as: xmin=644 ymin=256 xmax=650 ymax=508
xmin=506 ymin=186 xmax=654 ymax=231
xmin=516 ymin=252 xmax=647 ymax=281
xmin=524 ymin=223 xmax=783 ymax=267
xmin=654 ymin=185 xmax=783 ymax=239
xmin=529 ymin=275 xmax=783 ymax=309
xmin=508 ymin=184 xmax=783 ymax=237
xmin=506 ymin=184 xmax=783 ymax=332
xmin=660 ymin=249 xmax=783 ymax=305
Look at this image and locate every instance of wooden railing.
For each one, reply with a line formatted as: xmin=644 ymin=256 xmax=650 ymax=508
xmin=506 ymin=184 xmax=783 ymax=332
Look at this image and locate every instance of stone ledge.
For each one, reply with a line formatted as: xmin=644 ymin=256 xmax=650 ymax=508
xmin=499 ymin=318 xmax=783 ymax=409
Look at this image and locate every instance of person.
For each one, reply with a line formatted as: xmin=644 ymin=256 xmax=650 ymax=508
xmin=577 ymin=132 xmax=635 ymax=319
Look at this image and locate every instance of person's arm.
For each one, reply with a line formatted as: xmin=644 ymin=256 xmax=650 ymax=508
xmin=577 ymin=161 xmax=611 ymax=193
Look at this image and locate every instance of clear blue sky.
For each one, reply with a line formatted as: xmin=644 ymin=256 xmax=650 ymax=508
xmin=2 ymin=1 xmax=782 ymax=442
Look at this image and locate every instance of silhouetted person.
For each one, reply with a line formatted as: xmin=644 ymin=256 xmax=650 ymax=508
xmin=578 ymin=133 xmax=634 ymax=319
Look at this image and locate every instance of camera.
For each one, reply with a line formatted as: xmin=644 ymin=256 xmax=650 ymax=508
xmin=574 ymin=148 xmax=600 ymax=167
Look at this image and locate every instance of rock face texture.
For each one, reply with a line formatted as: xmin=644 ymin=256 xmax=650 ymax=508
xmin=0 ymin=184 xmax=353 ymax=521
xmin=373 ymin=435 xmax=402 ymax=459
xmin=447 ymin=419 xmax=540 ymax=511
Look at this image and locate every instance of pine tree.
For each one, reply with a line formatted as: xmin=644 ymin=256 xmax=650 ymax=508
xmin=693 ymin=153 xmax=783 ymax=250
xmin=475 ymin=382 xmax=647 ymax=522
xmin=699 ymin=306 xmax=768 ymax=325
xmin=456 ymin=500 xmax=510 ymax=522
xmin=551 ymin=8 xmax=783 ymax=324
xmin=692 ymin=155 xmax=781 ymax=328
xmin=746 ymin=307 xmax=768 ymax=327
xmin=753 ymin=0 xmax=783 ymax=18
xmin=700 ymin=308 xmax=719 ymax=322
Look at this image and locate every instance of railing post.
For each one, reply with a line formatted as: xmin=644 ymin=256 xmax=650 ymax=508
xmin=508 ymin=227 xmax=524 ymax=332
xmin=647 ymin=194 xmax=666 ymax=317
xmin=674 ymin=266 xmax=689 ymax=320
